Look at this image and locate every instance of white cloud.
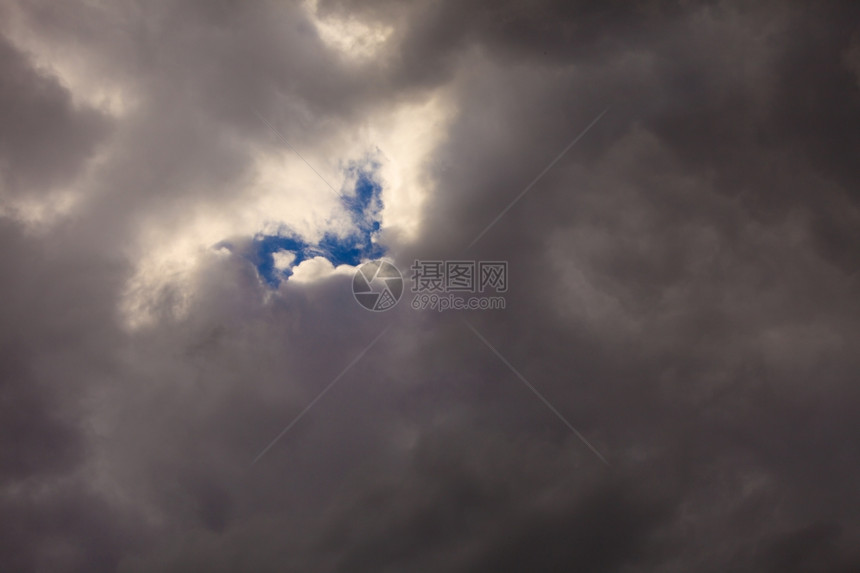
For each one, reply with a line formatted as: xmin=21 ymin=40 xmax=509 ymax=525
xmin=272 ymin=250 xmax=297 ymax=272
xmin=288 ymin=256 xmax=355 ymax=283
xmin=303 ymin=0 xmax=394 ymax=61
xmin=119 ymin=92 xmax=453 ymax=329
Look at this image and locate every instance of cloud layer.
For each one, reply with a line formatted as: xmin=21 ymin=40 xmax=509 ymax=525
xmin=1 ymin=1 xmax=859 ymax=571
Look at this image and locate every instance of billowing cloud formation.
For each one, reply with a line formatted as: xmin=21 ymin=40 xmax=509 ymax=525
xmin=219 ymin=158 xmax=386 ymax=287
xmin=1 ymin=1 xmax=859 ymax=571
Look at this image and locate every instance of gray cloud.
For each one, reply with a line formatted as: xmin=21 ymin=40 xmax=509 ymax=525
xmin=0 ymin=34 xmax=109 ymax=198
xmin=1 ymin=0 xmax=859 ymax=571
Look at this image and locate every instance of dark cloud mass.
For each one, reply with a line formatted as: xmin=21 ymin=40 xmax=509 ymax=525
xmin=1 ymin=0 xmax=859 ymax=571
xmin=0 ymin=34 xmax=109 ymax=197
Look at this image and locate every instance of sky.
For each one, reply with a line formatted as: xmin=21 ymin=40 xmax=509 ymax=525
xmin=1 ymin=0 xmax=859 ymax=571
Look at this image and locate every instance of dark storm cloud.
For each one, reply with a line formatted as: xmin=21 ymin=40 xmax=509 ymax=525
xmin=0 ymin=216 xmax=125 ymax=482
xmin=1 ymin=0 xmax=859 ymax=572
xmin=402 ymin=0 xmax=860 ymax=569
xmin=0 ymin=217 xmax=142 ymax=572
xmin=0 ymin=34 xmax=109 ymax=197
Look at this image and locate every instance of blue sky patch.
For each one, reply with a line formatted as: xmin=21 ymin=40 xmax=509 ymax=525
xmin=216 ymin=159 xmax=386 ymax=287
